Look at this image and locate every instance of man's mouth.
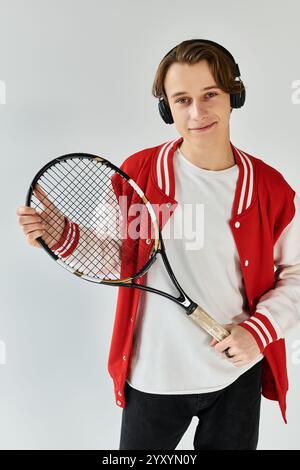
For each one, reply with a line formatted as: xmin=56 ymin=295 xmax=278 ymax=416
xmin=189 ymin=122 xmax=217 ymax=132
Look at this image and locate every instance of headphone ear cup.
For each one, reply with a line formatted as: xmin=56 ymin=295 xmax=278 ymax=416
xmin=158 ymin=98 xmax=174 ymax=124
xmin=230 ymin=87 xmax=246 ymax=108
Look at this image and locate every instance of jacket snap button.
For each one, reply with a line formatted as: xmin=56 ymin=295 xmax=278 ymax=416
xmin=235 ymin=221 xmax=240 ymax=228
xmin=245 ymin=259 xmax=249 ymax=266
xmin=166 ymin=202 xmax=172 ymax=208
xmin=117 ymin=400 xmax=122 ymax=406
xmin=123 ymin=355 xmax=126 ymax=360
xmin=118 ymin=391 xmax=122 ymax=396
xmin=146 ymin=239 xmax=151 ymax=244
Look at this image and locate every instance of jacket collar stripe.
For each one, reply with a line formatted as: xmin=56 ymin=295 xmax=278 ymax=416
xmin=156 ymin=141 xmax=170 ymax=190
xmin=164 ymin=147 xmax=170 ymax=195
xmin=167 ymin=150 xmax=175 ymax=199
xmin=234 ymin=146 xmax=252 ymax=214
xmin=153 ymin=139 xmax=256 ymax=219
xmin=162 ymin=139 xmax=179 ymax=196
xmin=160 ymin=152 xmax=166 ymax=193
xmin=234 ymin=146 xmax=248 ymax=214
xmin=240 ymin=149 xmax=254 ymax=210
xmin=156 ymin=138 xmax=179 ymax=196
xmin=165 ymin=138 xmax=181 ymax=198
xmin=171 ymin=137 xmax=183 ymax=197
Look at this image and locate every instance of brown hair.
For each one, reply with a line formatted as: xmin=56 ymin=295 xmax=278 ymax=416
xmin=152 ymin=39 xmax=246 ymax=105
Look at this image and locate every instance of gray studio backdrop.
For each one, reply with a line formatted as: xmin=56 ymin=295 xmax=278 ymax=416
xmin=1 ymin=0 xmax=300 ymax=450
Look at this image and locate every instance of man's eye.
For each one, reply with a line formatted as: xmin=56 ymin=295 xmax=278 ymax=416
xmin=176 ymin=98 xmax=188 ymax=104
xmin=176 ymin=92 xmax=218 ymax=104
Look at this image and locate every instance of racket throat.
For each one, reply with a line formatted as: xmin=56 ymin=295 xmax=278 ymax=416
xmin=183 ymin=300 xmax=198 ymax=314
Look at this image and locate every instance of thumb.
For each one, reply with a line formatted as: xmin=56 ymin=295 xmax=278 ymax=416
xmin=210 ymin=324 xmax=233 ymax=347
xmin=33 ymin=184 xmax=57 ymax=212
xmin=223 ymin=323 xmax=234 ymax=334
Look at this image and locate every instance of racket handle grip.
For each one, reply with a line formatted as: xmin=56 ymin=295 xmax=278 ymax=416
xmin=189 ymin=305 xmax=230 ymax=342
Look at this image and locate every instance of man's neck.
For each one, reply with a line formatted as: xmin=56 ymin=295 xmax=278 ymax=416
xmin=178 ymin=138 xmax=236 ymax=171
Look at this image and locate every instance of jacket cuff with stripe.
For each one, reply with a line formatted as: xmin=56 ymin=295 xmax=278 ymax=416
xmin=51 ymin=216 xmax=80 ymax=258
xmin=238 ymin=308 xmax=284 ymax=353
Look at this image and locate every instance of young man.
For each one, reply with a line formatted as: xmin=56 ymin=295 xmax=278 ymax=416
xmin=17 ymin=39 xmax=300 ymax=450
xmin=113 ymin=39 xmax=300 ymax=450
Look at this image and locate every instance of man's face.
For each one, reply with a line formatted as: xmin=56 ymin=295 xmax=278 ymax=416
xmin=164 ymin=60 xmax=232 ymax=144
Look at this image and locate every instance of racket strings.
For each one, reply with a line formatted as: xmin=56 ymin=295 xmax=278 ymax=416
xmin=39 ymin=166 xmax=126 ymax=276
xmin=39 ymin=160 xmax=117 ymax=244
xmin=44 ymin=159 xmax=109 ymax=223
xmin=30 ymin=157 xmax=156 ymax=281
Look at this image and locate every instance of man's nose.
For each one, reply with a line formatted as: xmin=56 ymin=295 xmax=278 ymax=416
xmin=190 ymin=100 xmax=207 ymax=118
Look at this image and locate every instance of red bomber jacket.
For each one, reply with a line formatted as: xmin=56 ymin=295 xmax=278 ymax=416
xmin=52 ymin=136 xmax=300 ymax=423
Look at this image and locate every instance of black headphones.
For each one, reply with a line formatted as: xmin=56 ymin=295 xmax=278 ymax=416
xmin=158 ymin=39 xmax=246 ymax=124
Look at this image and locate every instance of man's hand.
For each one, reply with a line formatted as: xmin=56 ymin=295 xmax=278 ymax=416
xmin=210 ymin=324 xmax=261 ymax=367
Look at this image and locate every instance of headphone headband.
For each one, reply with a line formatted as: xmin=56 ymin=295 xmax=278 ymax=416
xmin=161 ymin=39 xmax=241 ymax=78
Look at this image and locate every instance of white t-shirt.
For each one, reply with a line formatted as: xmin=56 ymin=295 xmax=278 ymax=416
xmin=126 ymin=147 xmax=263 ymax=394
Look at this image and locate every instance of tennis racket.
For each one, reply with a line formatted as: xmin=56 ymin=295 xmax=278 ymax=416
xmin=25 ymin=152 xmax=232 ymax=356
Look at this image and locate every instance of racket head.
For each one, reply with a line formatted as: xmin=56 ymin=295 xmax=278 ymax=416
xmin=26 ymin=153 xmax=161 ymax=284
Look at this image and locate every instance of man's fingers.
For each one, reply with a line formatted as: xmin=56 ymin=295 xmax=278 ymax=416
xmin=22 ymin=223 xmax=46 ymax=236
xmin=18 ymin=214 xmax=43 ymax=225
xmin=26 ymin=230 xmax=45 ymax=248
xmin=16 ymin=206 xmax=37 ymax=216
xmin=213 ymin=324 xmax=234 ymax=351
xmin=215 ymin=335 xmax=232 ymax=353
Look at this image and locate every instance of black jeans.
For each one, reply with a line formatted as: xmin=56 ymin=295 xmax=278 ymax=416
xmin=119 ymin=359 xmax=263 ymax=450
